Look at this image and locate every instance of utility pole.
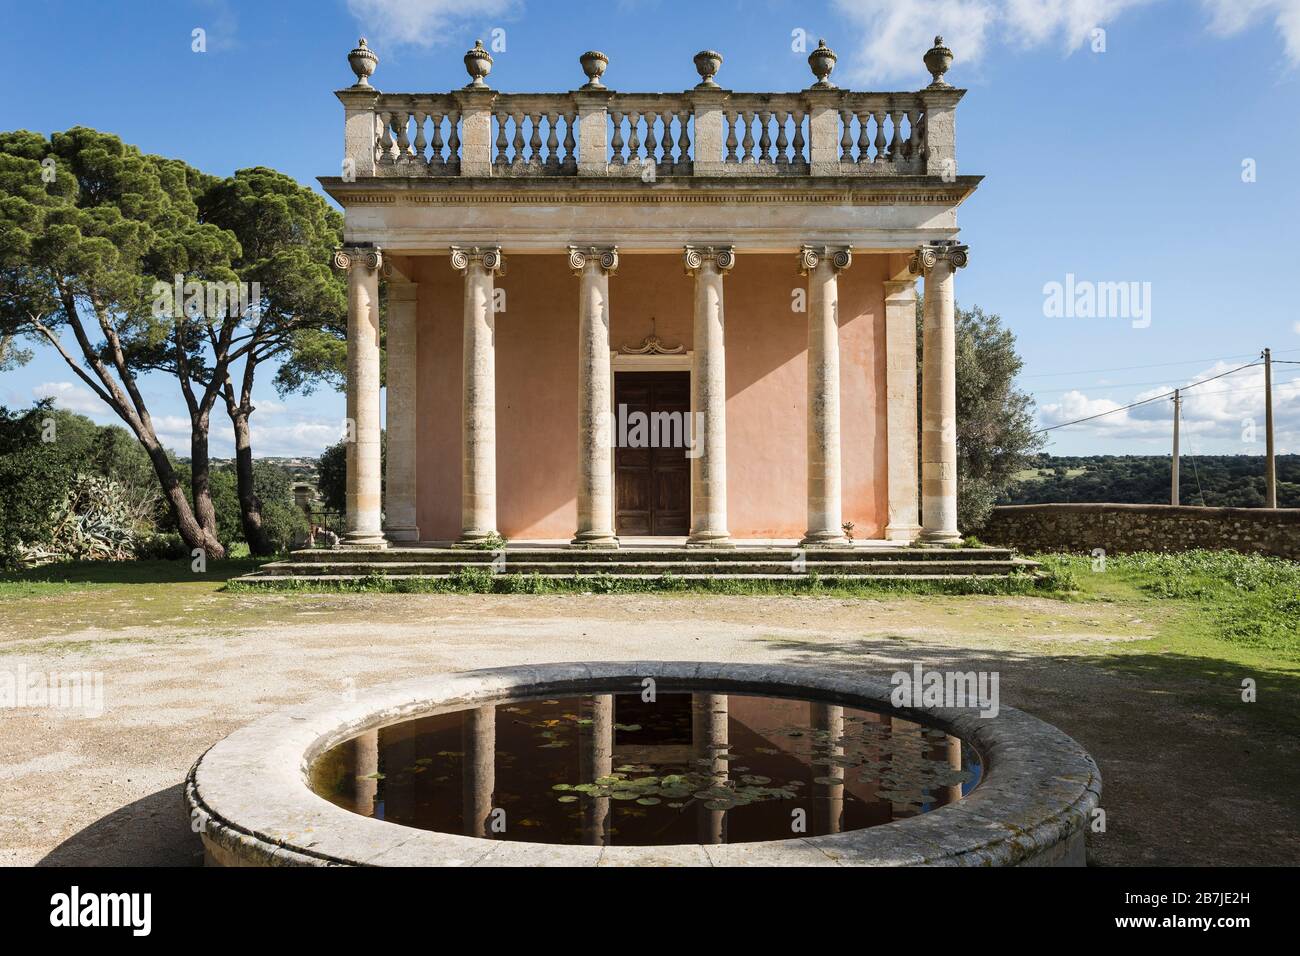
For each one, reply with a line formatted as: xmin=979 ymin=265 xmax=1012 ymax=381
xmin=1264 ymin=348 xmax=1277 ymax=508
xmin=1171 ymin=388 xmax=1181 ymax=506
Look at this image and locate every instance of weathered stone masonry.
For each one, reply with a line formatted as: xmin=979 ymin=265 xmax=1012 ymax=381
xmin=981 ymin=503 xmax=1300 ymax=560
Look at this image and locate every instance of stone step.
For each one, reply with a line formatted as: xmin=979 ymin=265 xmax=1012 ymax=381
xmin=282 ymin=546 xmax=1018 ymax=564
xmin=234 ymin=571 xmax=1034 ymax=587
xmin=246 ymin=558 xmax=1036 ymax=579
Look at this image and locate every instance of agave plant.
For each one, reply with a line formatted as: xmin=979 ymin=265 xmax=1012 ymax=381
xmin=20 ymin=475 xmax=139 ymax=565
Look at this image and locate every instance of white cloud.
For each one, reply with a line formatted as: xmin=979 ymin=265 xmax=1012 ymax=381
xmin=1201 ymin=0 xmax=1300 ymax=65
xmin=346 ymin=0 xmax=522 ymax=48
xmin=1039 ymin=361 xmax=1300 ymax=451
xmin=831 ymin=0 xmax=998 ymax=85
xmin=832 ymin=0 xmax=1300 ymax=84
xmin=33 ymin=381 xmax=104 ymax=416
xmin=1003 ymin=0 xmax=1155 ymax=50
xmin=246 ymin=418 xmax=346 ymax=458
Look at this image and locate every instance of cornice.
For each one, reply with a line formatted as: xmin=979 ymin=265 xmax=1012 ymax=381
xmin=320 ymin=176 xmax=981 ymax=209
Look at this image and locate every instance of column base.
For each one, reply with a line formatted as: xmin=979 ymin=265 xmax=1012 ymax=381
xmin=686 ymin=530 xmax=734 ymax=549
xmin=454 ymin=530 xmax=502 ymax=549
xmin=384 ymin=526 xmax=421 ymax=543
xmin=800 ymin=531 xmax=852 ymax=549
xmin=339 ymin=531 xmax=388 ymax=550
xmin=917 ymin=528 xmax=963 ymax=546
xmin=570 ymin=532 xmax=620 ymax=549
xmin=884 ymin=523 xmax=922 ymax=543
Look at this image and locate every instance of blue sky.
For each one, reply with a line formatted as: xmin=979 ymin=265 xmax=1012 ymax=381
xmin=2 ymin=0 xmax=1299 ymax=458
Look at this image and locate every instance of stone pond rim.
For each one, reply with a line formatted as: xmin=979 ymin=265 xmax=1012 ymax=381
xmin=186 ymin=661 xmax=1101 ymax=866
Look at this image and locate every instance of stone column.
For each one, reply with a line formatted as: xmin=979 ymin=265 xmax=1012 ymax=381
xmin=799 ymin=245 xmax=853 ymax=548
xmin=569 ymin=246 xmax=619 ymax=549
xmin=884 ymin=273 xmax=921 ymax=541
xmin=334 ymin=246 xmax=386 ymax=549
xmin=461 ymin=704 xmax=496 ymax=838
xmin=683 ymin=245 xmax=734 ymax=548
xmin=910 ymin=241 xmax=968 ymax=544
xmin=450 ymin=246 xmax=504 ymax=544
xmin=383 ymin=271 xmax=419 ymax=542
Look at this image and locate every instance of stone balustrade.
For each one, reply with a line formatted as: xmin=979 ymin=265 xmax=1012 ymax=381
xmin=338 ymin=37 xmax=962 ymax=181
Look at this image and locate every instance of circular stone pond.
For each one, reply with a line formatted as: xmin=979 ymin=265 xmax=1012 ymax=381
xmin=186 ymin=662 xmax=1101 ymax=867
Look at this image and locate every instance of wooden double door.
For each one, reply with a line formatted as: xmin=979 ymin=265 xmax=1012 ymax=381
xmin=614 ymin=371 xmax=691 ymax=536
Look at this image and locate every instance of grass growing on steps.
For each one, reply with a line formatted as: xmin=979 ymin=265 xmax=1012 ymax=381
xmin=226 ymin=565 xmax=1071 ymax=598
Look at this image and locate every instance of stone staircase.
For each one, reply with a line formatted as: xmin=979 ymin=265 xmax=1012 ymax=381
xmin=232 ymin=546 xmax=1038 ymax=587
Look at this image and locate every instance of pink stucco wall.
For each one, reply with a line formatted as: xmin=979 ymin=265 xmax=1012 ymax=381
xmin=406 ymin=252 xmax=889 ymax=541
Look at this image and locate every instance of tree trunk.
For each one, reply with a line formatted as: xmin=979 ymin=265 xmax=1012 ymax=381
xmin=223 ymin=368 xmax=273 ymax=557
xmin=189 ymin=408 xmax=220 ymax=544
xmin=229 ymin=405 xmax=273 ymax=556
xmin=142 ymin=436 xmax=226 ymax=560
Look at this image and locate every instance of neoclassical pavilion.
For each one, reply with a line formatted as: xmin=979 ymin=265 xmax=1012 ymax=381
xmin=322 ymin=37 xmax=976 ymax=550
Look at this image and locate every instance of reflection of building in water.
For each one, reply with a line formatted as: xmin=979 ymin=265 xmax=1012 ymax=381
xmin=341 ymin=691 xmax=972 ymax=846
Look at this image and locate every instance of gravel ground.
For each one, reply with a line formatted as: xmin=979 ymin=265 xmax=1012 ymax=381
xmin=1 ymin=590 xmax=1295 ymax=866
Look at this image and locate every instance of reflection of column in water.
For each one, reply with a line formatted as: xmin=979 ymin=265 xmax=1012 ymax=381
xmin=810 ymin=703 xmax=844 ymax=835
xmin=887 ymin=716 xmax=923 ymax=820
xmin=692 ymin=693 xmax=729 ymax=845
xmin=945 ymin=734 xmax=963 ymax=806
xmin=351 ymin=729 xmax=379 ymax=816
xmin=461 ymin=705 xmax=496 ymax=838
xmin=579 ymin=694 xmax=613 ymax=845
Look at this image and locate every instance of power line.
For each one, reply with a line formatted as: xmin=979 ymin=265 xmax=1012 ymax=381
xmin=1034 ymin=360 xmax=1262 ymax=434
xmin=1031 ymin=374 xmax=1250 ymax=396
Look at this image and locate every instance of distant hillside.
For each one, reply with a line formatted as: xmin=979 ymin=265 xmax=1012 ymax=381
xmin=1001 ymin=454 xmax=1300 ymax=508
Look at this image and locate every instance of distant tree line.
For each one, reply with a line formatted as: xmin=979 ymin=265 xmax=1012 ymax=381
xmin=1002 ymin=454 xmax=1300 ymax=508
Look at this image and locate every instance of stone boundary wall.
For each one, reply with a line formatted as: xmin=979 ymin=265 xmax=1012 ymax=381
xmin=981 ymin=503 xmax=1300 ymax=559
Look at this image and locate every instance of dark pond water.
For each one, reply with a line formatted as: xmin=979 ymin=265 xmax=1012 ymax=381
xmin=310 ymin=691 xmax=981 ymax=846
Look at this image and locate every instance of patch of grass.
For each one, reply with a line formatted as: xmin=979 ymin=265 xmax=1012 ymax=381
xmin=0 ymin=558 xmax=265 ymax=595
xmin=0 ymin=558 xmax=271 ymax=644
xmin=1045 ymin=550 xmax=1299 ymax=659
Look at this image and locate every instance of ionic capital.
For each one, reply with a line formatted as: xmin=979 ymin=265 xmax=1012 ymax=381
xmin=908 ymin=240 xmax=969 ymax=277
xmin=683 ymin=244 xmax=735 ymax=276
xmin=333 ymin=245 xmax=383 ymax=273
xmin=450 ymin=245 xmax=505 ymax=276
xmin=799 ymin=244 xmax=852 ymax=276
xmin=568 ymin=245 xmax=619 ymax=276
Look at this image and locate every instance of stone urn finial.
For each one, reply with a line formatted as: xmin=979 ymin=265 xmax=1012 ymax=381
xmin=693 ymin=50 xmax=723 ymax=89
xmin=348 ymin=37 xmax=378 ymax=88
xmin=464 ymin=39 xmax=493 ymax=89
xmin=807 ymin=38 xmax=837 ymax=89
xmin=924 ymin=35 xmax=953 ymax=87
xmin=579 ymin=50 xmax=609 ymax=90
